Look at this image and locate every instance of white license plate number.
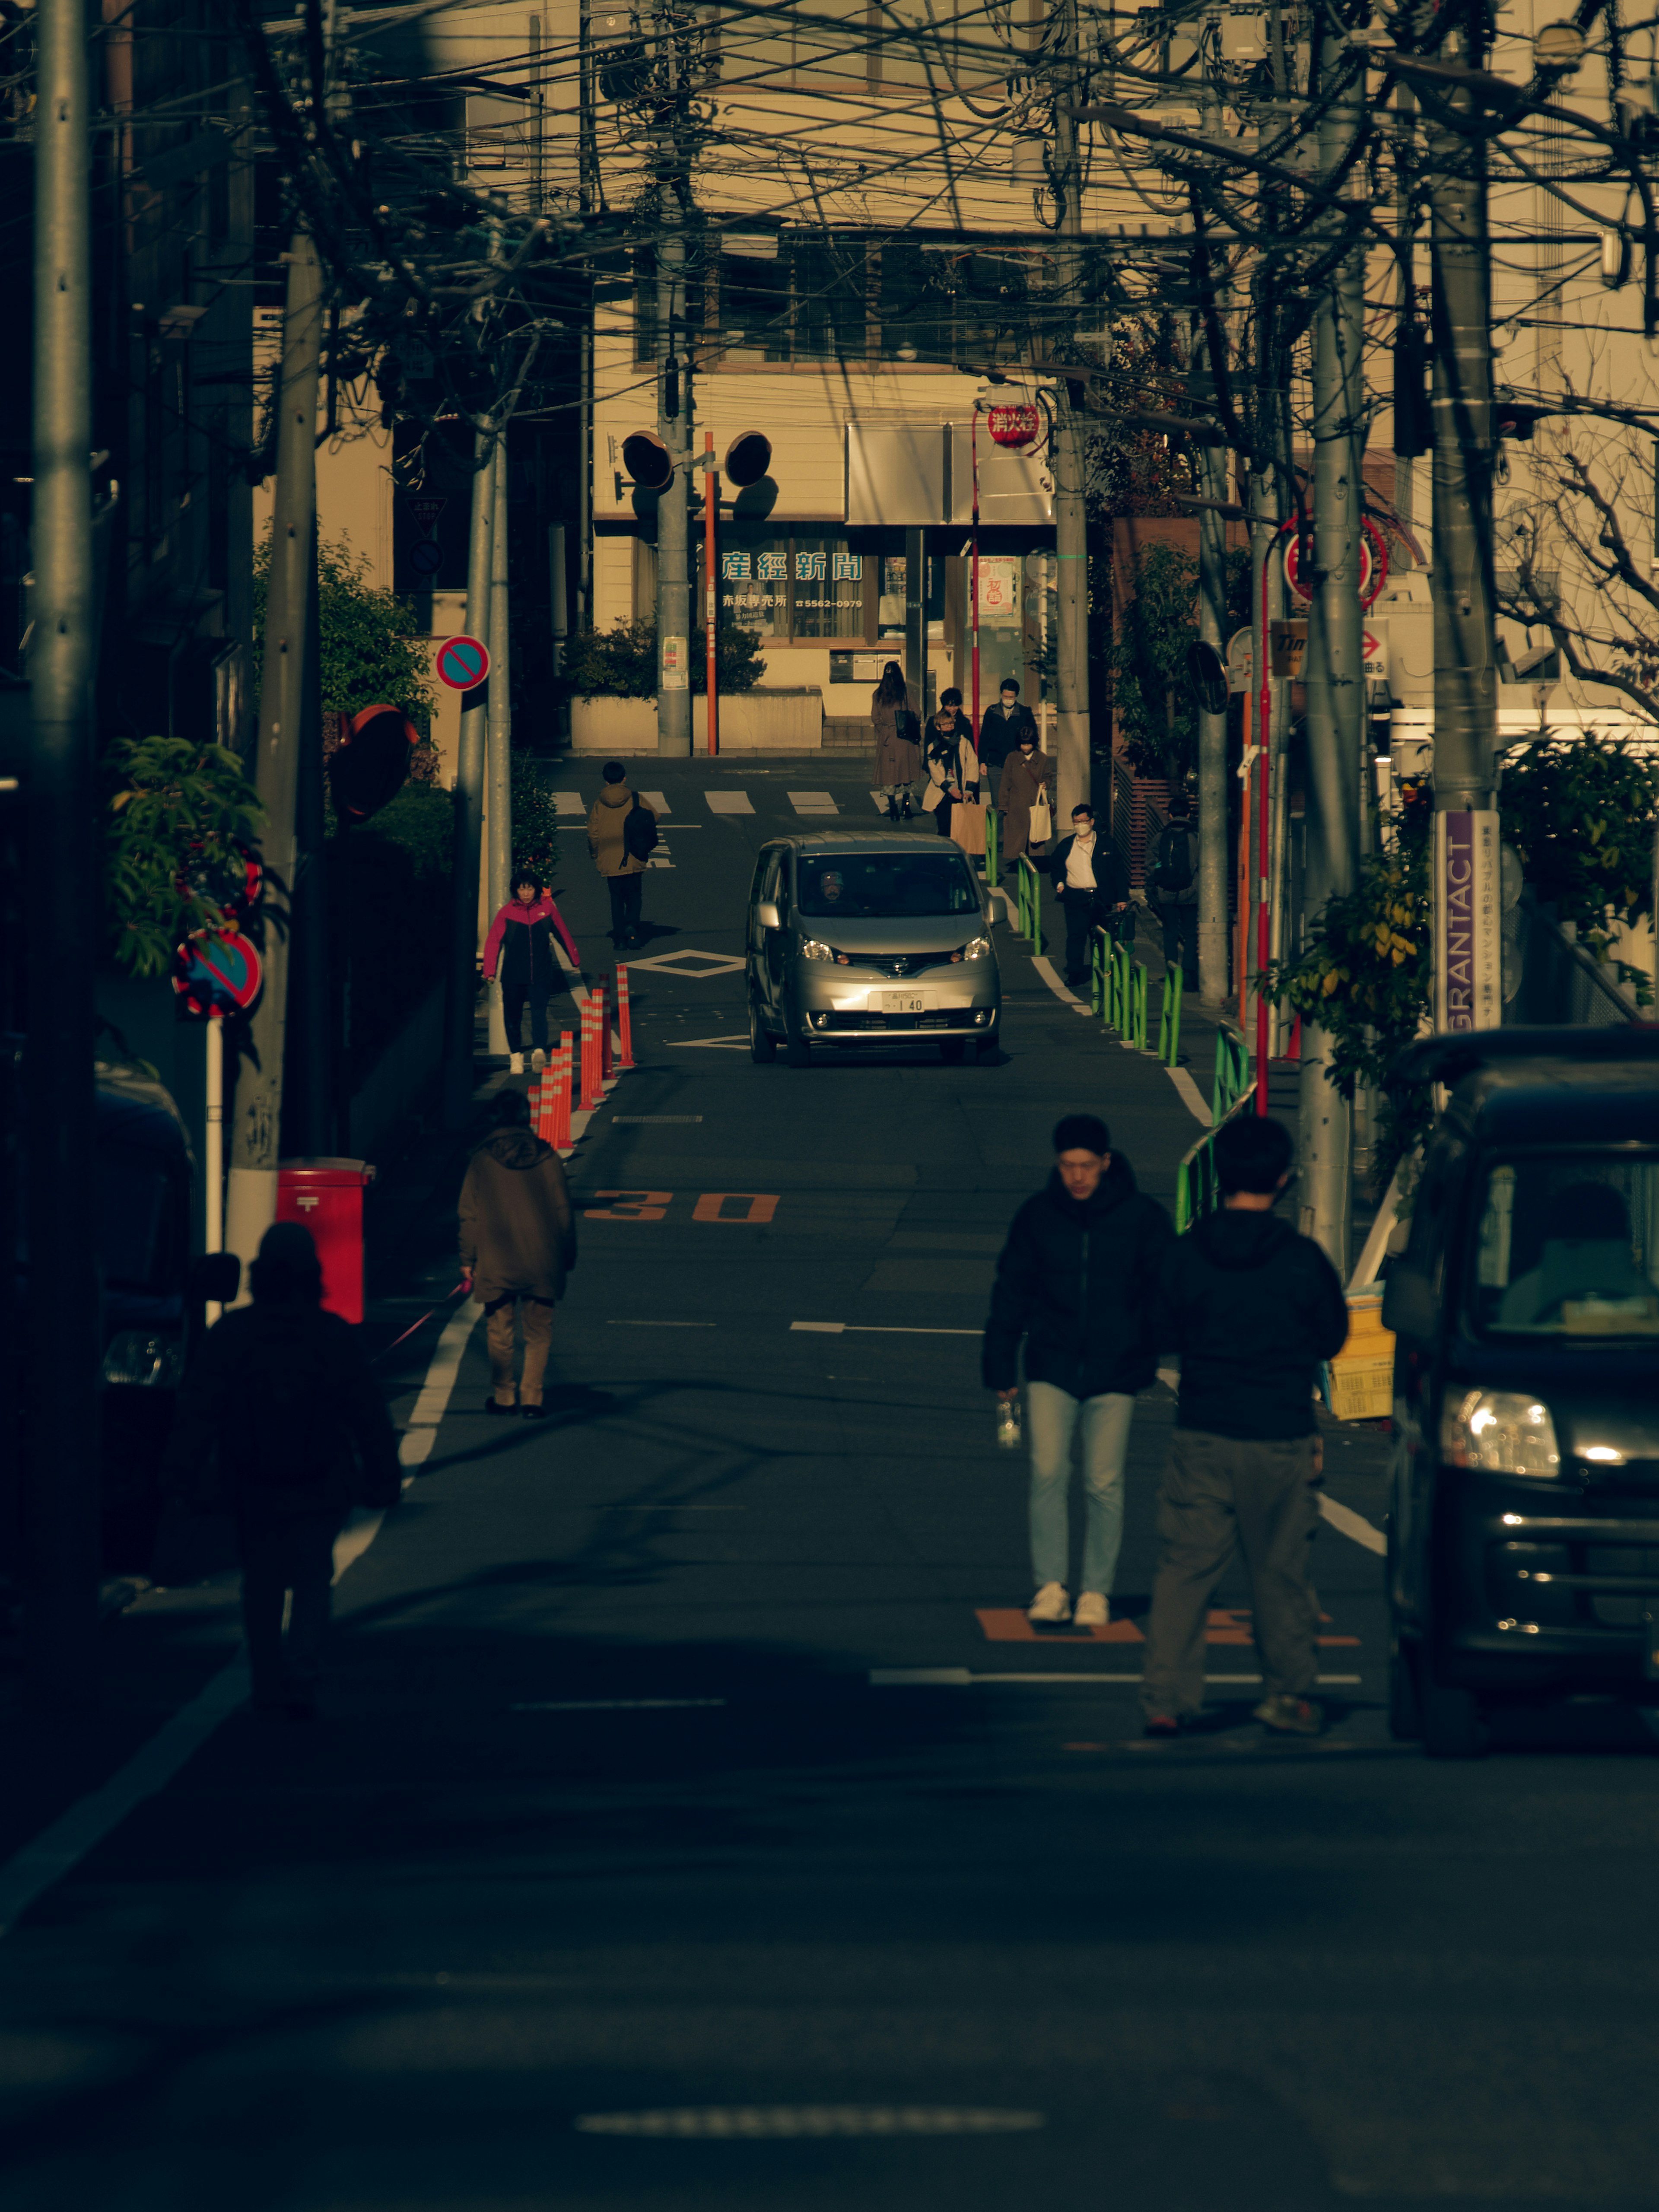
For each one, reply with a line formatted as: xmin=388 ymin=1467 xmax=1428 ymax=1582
xmin=877 ymin=991 xmax=932 ymax=1014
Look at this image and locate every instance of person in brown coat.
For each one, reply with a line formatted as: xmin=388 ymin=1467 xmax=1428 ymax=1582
xmin=996 ymin=735 xmax=1054 ymax=868
xmin=587 ymin=759 xmax=656 ymax=948
xmin=871 ymin=661 xmax=922 ymax=820
xmin=458 ymin=1088 xmax=577 ymax=1417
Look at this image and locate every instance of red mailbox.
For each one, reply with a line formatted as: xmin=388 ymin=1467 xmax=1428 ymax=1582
xmin=276 ymin=1158 xmax=376 ymax=1323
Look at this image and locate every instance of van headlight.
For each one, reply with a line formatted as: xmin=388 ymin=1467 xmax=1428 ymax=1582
xmin=799 ymin=939 xmax=833 ymax=962
xmin=961 ymin=935 xmax=992 ymax=961
xmin=1441 ymin=1388 xmax=1561 ymax=1477
xmin=101 ymin=1330 xmax=185 ymax=1389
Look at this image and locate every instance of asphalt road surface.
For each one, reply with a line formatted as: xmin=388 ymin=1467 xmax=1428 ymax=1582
xmin=2 ymin=755 xmax=1657 ymax=2211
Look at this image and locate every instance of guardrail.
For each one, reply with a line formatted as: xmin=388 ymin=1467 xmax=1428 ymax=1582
xmin=1212 ymin=1022 xmax=1251 ymax=1122
xmin=1157 ymin=967 xmax=1182 ymax=1068
xmin=1015 ymin=854 xmax=1044 ymax=949
xmin=1176 ymin=1086 xmax=1255 ymax=1233
xmin=1090 ymin=924 xmax=1109 ymax=1018
xmin=984 ymin=806 xmax=1002 ymax=883
xmin=1099 ymin=934 xmax=1149 ymax=1050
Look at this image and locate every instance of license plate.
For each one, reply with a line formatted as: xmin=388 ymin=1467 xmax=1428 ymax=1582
xmin=877 ymin=990 xmax=932 ymax=1014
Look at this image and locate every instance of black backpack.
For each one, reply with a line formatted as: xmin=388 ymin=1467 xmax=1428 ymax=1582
xmin=623 ymin=794 xmax=658 ymax=861
xmin=1154 ymin=822 xmax=1194 ymax=894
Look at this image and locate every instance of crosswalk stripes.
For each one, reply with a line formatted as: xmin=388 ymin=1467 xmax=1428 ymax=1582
xmin=705 ymin=790 xmax=754 ymax=814
xmin=788 ymin=791 xmax=837 ymax=815
xmin=552 ymin=792 xmax=586 ymax=816
xmin=641 ymin=791 xmax=671 ymax=814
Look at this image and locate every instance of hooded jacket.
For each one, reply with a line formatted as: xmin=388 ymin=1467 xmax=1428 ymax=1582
xmin=587 ymin=781 xmax=653 ymax=877
xmin=1150 ymin=1208 xmax=1349 ymax=1439
xmin=481 ymin=893 xmax=580 ymax=994
xmin=982 ymin=1156 xmax=1174 ymax=1398
xmin=458 ymin=1126 xmax=578 ymax=1303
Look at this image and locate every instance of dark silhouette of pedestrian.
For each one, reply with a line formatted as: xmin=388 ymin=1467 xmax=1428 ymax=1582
xmin=459 ymin=1087 xmax=577 ymax=1417
xmin=1141 ymin=1115 xmax=1350 ymax=1739
xmin=163 ymin=1222 xmax=401 ymax=1719
xmin=587 ymin=760 xmax=656 ymax=948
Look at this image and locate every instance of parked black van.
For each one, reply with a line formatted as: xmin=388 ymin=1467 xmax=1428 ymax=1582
xmin=1383 ymin=1027 xmax=1659 ymax=1756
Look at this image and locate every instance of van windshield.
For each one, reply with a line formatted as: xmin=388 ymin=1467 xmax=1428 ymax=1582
xmin=796 ymin=852 xmax=980 ymax=918
xmin=1469 ymin=1155 xmax=1659 ymax=1338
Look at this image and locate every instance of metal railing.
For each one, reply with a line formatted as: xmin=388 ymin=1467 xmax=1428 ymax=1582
xmin=983 ymin=806 xmax=1002 ymax=883
xmin=1095 ymin=931 xmax=1149 ymax=1050
xmin=1176 ymin=1087 xmax=1255 ymax=1233
xmin=1212 ymin=1022 xmax=1251 ymax=1122
xmin=1157 ymin=967 xmax=1183 ymax=1068
xmin=1015 ymin=854 xmax=1044 ymax=949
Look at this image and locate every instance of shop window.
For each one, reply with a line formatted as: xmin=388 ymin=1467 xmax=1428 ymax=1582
xmin=711 ymin=531 xmax=871 ymax=641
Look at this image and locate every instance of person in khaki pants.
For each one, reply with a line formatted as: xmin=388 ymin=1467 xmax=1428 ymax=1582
xmin=1141 ymin=1114 xmax=1349 ymax=1738
xmin=458 ymin=1088 xmax=577 ymax=1418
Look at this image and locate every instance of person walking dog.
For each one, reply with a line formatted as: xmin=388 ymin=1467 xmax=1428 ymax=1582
xmin=162 ymin=1222 xmax=402 ymax=1719
xmin=459 ymin=1087 xmax=578 ymax=1418
xmin=984 ymin=1113 xmax=1174 ymax=1627
xmin=482 ymin=874 xmax=581 ymax=1072
xmin=1140 ymin=1114 xmax=1349 ymax=1739
xmin=587 ymin=761 xmax=656 ymax=948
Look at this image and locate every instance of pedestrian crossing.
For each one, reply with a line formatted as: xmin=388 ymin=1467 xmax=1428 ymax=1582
xmin=550 ymin=787 xmax=890 ymax=822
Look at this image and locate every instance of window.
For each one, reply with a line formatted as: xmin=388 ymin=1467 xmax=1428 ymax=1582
xmin=796 ymin=850 xmax=982 ymax=919
xmin=791 ymin=532 xmax=864 ymax=639
xmin=1468 ymin=1155 xmax=1659 ymax=1338
xmin=710 ymin=531 xmax=871 ymax=642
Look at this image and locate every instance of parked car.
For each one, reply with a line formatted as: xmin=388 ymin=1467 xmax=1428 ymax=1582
xmin=1383 ymin=1026 xmax=1659 ymax=1756
xmin=745 ymin=834 xmax=1001 ymax=1066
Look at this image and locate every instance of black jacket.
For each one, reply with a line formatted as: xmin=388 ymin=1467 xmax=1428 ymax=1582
xmin=978 ymin=700 xmax=1038 ymax=776
xmin=1150 ymin=1209 xmax=1350 ymax=1440
xmin=983 ymin=1157 xmax=1175 ymax=1398
xmin=1048 ymin=832 xmax=1129 ymax=909
xmin=164 ymin=1300 xmax=404 ymax=1522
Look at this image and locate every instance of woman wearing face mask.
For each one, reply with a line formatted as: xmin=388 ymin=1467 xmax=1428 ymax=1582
xmin=924 ymin=703 xmax=980 ymax=843
xmin=995 ymin=729 xmax=1053 ymax=870
xmin=871 ymin=661 xmax=923 ymax=821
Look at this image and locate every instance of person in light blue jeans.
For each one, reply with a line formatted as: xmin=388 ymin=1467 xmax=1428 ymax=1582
xmin=983 ymin=1112 xmax=1175 ymax=1626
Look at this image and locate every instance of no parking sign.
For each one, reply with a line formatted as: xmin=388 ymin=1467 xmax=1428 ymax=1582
xmin=435 ymin=634 xmax=489 ymax=691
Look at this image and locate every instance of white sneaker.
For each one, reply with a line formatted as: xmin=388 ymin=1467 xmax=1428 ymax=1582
xmin=509 ymin=1052 xmax=524 ymax=1074
xmin=530 ymin=1048 xmax=547 ymax=1070
xmin=1073 ymin=1591 xmax=1109 ymax=1629
xmin=1027 ymin=1582 xmax=1071 ymax=1624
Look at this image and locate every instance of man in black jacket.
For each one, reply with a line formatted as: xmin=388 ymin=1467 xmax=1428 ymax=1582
xmin=1048 ymin=804 xmax=1131 ymax=987
xmin=1140 ymin=1115 xmax=1350 ymax=1737
xmin=984 ymin=1113 xmax=1174 ymax=1625
xmin=164 ymin=1223 xmax=403 ymax=1718
xmin=976 ymin=677 xmax=1038 ymax=785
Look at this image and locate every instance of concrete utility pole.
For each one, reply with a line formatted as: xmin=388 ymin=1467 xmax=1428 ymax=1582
xmin=1297 ymin=32 xmax=1366 ymax=1275
xmin=1195 ymin=440 xmax=1230 ymax=1004
xmin=444 ymin=432 xmax=494 ymax=1124
xmin=25 ymin=0 xmax=98 ymax=1705
xmin=653 ymin=0 xmax=691 ymax=755
xmin=1049 ymin=0 xmax=1090 ymax=826
xmin=486 ymin=444 xmax=512 ymax=1057
xmin=226 ymin=232 xmax=322 ymax=1280
xmin=1427 ymin=28 xmax=1502 ymax=1033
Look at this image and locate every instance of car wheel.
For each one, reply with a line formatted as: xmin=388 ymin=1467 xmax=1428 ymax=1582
xmin=782 ymin=995 xmax=812 ymax=1067
xmin=939 ymin=1038 xmax=966 ymax=1064
xmin=1387 ymin=1635 xmax=1422 ymax=1742
xmin=1421 ymin=1668 xmax=1489 ymax=1759
xmin=749 ymin=998 xmax=777 ymax=1064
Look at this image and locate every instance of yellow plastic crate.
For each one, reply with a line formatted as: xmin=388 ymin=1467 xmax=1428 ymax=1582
xmin=1328 ymin=1354 xmax=1394 ymax=1422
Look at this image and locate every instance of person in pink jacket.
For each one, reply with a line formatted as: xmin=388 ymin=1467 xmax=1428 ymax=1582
xmin=482 ymin=874 xmax=581 ymax=1071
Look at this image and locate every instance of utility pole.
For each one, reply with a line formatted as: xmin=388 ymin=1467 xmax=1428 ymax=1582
xmin=1050 ymin=0 xmax=1090 ymax=826
xmin=1194 ymin=19 xmax=1230 ymax=1007
xmin=444 ymin=432 xmax=494 ymax=1124
xmin=1297 ymin=32 xmax=1366 ymax=1275
xmin=1427 ymin=23 xmax=1501 ymax=1033
xmin=653 ymin=1 xmax=691 ymax=754
xmin=486 ymin=442 xmax=512 ymax=1056
xmin=226 ymin=232 xmax=322 ymax=1280
xmin=25 ymin=0 xmax=98 ymax=1705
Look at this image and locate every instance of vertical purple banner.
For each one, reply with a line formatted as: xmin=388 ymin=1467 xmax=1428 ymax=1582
xmin=1435 ymin=809 xmax=1501 ymax=1033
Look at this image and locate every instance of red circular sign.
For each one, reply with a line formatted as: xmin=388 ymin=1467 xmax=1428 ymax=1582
xmin=1281 ymin=516 xmax=1389 ymax=611
xmin=173 ymin=929 xmax=263 ymax=1018
xmin=435 ymin=633 xmax=490 ymax=690
xmin=987 ymin=402 xmax=1041 ymax=449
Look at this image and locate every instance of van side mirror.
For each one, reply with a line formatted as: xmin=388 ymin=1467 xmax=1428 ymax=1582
xmin=191 ymin=1252 xmax=241 ymax=1306
xmin=755 ymin=900 xmax=781 ymax=931
xmin=1382 ymin=1265 xmax=1437 ymax=1341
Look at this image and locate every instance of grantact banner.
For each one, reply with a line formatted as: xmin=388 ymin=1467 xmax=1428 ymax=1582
xmin=1435 ymin=809 xmax=1502 ymax=1031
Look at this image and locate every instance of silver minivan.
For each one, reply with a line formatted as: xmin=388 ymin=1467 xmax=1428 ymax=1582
xmin=746 ymin=833 xmax=1001 ymax=1065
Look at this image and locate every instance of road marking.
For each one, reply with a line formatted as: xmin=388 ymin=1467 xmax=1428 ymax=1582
xmin=614 ymin=1114 xmax=704 ymax=1123
xmin=626 ymin=948 xmax=747 ymax=977
xmin=552 ymin=791 xmax=586 ymax=815
xmin=791 ymin=1321 xmax=980 ymax=1335
xmin=1167 ymin=1066 xmax=1210 ymax=1124
xmin=668 ymin=1034 xmax=750 ymax=1048
xmin=511 ymin=1698 xmax=726 ymax=1712
xmin=693 ymin=1192 xmax=779 ymax=1223
xmin=789 ymin=790 xmax=838 ymax=814
xmin=584 ymin=1191 xmax=673 ymax=1220
xmin=868 ymin=1670 xmax=1363 ymax=1687
xmin=641 ymin=790 xmax=671 ymax=813
xmin=705 ymin=790 xmax=754 ymax=814
xmin=1320 ymin=1494 xmax=1388 ymax=1555
xmin=576 ymin=2108 xmax=1045 ymax=2139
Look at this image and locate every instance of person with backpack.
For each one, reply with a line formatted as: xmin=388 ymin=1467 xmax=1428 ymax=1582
xmin=872 ymin=661 xmax=923 ymax=820
xmin=1147 ymin=792 xmax=1200 ymax=991
xmin=1140 ymin=1114 xmax=1350 ymax=1739
xmin=587 ymin=760 xmax=657 ymax=949
xmin=481 ymin=874 xmax=581 ymax=1073
xmin=162 ymin=1222 xmax=402 ymax=1719
xmin=983 ymin=1113 xmax=1174 ymax=1626
xmin=1048 ymin=802 xmax=1130 ymax=988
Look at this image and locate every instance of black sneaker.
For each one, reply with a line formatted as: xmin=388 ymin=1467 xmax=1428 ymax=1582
xmin=484 ymin=1398 xmax=517 ymax=1416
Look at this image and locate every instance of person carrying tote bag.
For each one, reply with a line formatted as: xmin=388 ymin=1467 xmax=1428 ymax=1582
xmin=925 ymin=710 xmax=979 ymax=845
xmin=995 ymin=737 xmax=1054 ymax=866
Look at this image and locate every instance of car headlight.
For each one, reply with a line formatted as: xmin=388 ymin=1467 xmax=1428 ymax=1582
xmin=1441 ymin=1388 xmax=1561 ymax=1477
xmin=799 ymin=939 xmax=833 ymax=962
xmin=101 ymin=1330 xmax=185 ymax=1389
xmin=961 ymin=935 xmax=992 ymax=961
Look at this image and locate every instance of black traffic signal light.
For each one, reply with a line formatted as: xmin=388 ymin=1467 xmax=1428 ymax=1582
xmin=1394 ymin=323 xmax=1432 ymax=459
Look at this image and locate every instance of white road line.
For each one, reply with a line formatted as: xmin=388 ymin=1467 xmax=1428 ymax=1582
xmin=1168 ymin=1066 xmax=1210 ymax=1124
xmin=668 ymin=1033 xmax=749 ymax=1048
xmin=868 ymin=1670 xmax=1363 ymax=1687
xmin=791 ymin=1322 xmax=981 ymax=1336
xmin=789 ymin=791 xmax=837 ymax=814
xmin=552 ymin=791 xmax=586 ymax=816
xmin=1319 ymin=1494 xmax=1388 ymax=1555
xmin=705 ymin=790 xmax=753 ymax=814
xmin=641 ymin=790 xmax=671 ymax=814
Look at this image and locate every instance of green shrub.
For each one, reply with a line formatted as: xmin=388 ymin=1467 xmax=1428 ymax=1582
xmin=254 ymin=531 xmax=439 ymax=774
xmin=1500 ymin=730 xmax=1659 ymax=994
xmin=563 ymin=619 xmax=766 ymax=699
xmin=512 ymin=750 xmax=561 ymax=886
xmin=104 ymin=736 xmax=267 ymax=978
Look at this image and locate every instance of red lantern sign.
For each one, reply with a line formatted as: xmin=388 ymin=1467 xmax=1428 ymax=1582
xmin=986 ymin=402 xmax=1041 ymax=450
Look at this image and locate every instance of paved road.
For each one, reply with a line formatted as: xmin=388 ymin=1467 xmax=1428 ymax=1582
xmin=1 ymin=755 xmax=1656 ymax=2210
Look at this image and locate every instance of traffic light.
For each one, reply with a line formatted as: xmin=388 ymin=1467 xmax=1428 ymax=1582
xmin=1394 ymin=323 xmax=1432 ymax=459
xmin=1496 ymin=398 xmax=1549 ymax=441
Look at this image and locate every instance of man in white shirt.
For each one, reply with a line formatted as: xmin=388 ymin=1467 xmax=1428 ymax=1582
xmin=1048 ymin=803 xmax=1129 ymax=986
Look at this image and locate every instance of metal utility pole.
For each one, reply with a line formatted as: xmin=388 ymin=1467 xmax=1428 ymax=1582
xmin=1427 ymin=28 xmax=1502 ymax=1033
xmin=1050 ymin=9 xmax=1090 ymax=826
xmin=1297 ymin=33 xmax=1366 ymax=1275
xmin=486 ymin=445 xmax=513 ymax=1056
xmin=1194 ymin=18 xmax=1231 ymax=1008
xmin=226 ymin=231 xmax=322 ymax=1281
xmin=25 ymin=0 xmax=98 ymax=1705
xmin=443 ymin=432 xmax=495 ymax=1123
xmin=655 ymin=199 xmax=691 ymax=752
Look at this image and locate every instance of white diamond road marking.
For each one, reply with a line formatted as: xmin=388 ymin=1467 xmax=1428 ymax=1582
xmin=624 ymin=949 xmax=747 ymax=978
xmin=553 ymin=791 xmax=586 ymax=815
xmin=705 ymin=790 xmax=753 ymax=814
xmin=641 ymin=790 xmax=671 ymax=814
xmin=788 ymin=791 xmax=837 ymax=814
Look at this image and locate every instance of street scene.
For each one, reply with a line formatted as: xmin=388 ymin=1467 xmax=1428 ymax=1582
xmin=3 ymin=0 xmax=1659 ymax=2205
